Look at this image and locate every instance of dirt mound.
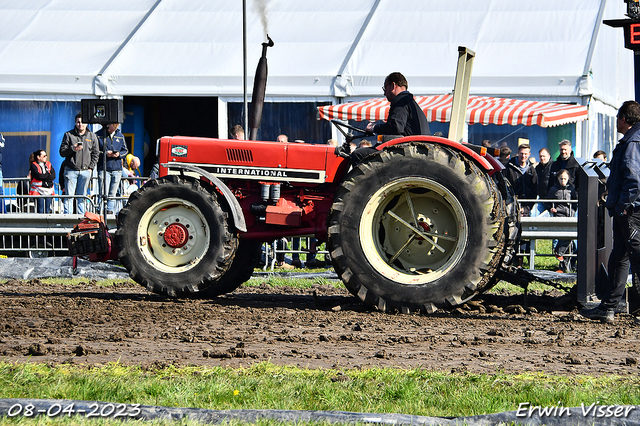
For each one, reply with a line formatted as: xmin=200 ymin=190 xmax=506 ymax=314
xmin=0 ymin=279 xmax=639 ymax=375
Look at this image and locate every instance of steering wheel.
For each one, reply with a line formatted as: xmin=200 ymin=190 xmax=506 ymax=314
xmin=330 ymin=119 xmax=375 ymax=158
xmin=331 ymin=119 xmax=369 ymax=135
xmin=330 ymin=119 xmax=373 ymax=141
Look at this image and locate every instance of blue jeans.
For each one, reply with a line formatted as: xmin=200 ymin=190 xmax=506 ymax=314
xmin=36 ymin=196 xmax=52 ymax=214
xmin=531 ymin=201 xmax=547 ymax=217
xmin=64 ymin=169 xmax=92 ymax=214
xmin=98 ymin=169 xmax=122 ymax=213
xmin=292 ymin=237 xmax=317 ymax=262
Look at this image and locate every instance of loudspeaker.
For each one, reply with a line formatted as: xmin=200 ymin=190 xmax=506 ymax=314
xmin=81 ymin=99 xmax=124 ymax=124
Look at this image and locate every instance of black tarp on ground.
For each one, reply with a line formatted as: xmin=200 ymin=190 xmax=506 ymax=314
xmin=0 ymin=399 xmax=638 ymax=425
xmin=0 ymin=257 xmax=129 ymax=280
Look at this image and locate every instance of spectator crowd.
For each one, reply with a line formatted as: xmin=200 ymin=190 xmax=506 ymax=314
xmin=496 ymin=138 xmax=606 ymax=273
xmin=0 ymin=113 xmax=142 ymax=216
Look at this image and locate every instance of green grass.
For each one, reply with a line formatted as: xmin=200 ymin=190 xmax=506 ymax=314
xmin=1 ymin=362 xmax=639 ymax=423
xmin=245 ymin=275 xmax=342 ymax=289
xmin=36 ymin=257 xmax=561 ymax=295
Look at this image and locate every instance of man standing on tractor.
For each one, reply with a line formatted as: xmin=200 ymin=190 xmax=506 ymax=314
xmin=352 ymin=72 xmax=430 ymax=163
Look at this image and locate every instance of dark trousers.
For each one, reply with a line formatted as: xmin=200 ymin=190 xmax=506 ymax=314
xmin=602 ymin=211 xmax=640 ymax=309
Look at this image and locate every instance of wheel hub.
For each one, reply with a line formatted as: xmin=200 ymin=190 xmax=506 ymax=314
xmin=415 ymin=220 xmax=431 ymax=241
xmin=137 ymin=198 xmax=210 ymax=271
xmin=163 ymin=223 xmax=189 ymax=248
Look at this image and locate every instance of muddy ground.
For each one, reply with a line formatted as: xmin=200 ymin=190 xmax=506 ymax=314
xmin=1 ymin=277 xmax=639 ymax=376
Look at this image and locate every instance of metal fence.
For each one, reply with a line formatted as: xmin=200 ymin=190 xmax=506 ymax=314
xmin=262 ymin=237 xmax=331 ymax=271
xmin=2 ymin=176 xmax=144 ymax=214
xmin=517 ymin=198 xmax=578 ymax=268
xmin=0 ymin=176 xmax=136 ymax=257
xmin=0 ymin=176 xmax=332 ymax=263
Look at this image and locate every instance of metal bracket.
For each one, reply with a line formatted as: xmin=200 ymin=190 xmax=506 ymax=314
xmin=448 ymin=46 xmax=475 ymax=143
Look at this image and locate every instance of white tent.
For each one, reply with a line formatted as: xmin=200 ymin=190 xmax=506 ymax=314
xmin=0 ymin=0 xmax=634 ymax=155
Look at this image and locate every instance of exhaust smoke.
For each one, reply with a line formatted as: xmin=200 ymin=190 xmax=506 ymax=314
xmin=253 ymin=0 xmax=270 ymax=38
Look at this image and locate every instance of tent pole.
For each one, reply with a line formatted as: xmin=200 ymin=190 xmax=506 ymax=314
xmin=243 ymin=0 xmax=248 ymax=136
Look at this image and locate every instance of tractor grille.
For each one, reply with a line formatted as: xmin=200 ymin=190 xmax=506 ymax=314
xmin=226 ymin=148 xmax=254 ymax=163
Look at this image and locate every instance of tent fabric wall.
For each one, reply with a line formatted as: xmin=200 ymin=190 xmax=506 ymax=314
xmin=0 ymin=0 xmax=632 ymax=104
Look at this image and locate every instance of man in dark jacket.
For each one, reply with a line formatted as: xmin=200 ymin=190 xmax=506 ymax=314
xmin=97 ymin=122 xmax=128 ymax=214
xmin=352 ymin=72 xmax=430 ymax=163
xmin=59 ymin=113 xmax=99 ymax=214
xmin=498 ymin=146 xmax=511 ymax=168
xmin=505 ymin=144 xmax=538 ymax=216
xmin=365 ymin=72 xmax=430 ymax=137
xmin=581 ymin=100 xmax=640 ymax=323
xmin=505 ymin=143 xmax=538 ymax=267
xmin=547 ymin=140 xmax=580 ymax=192
xmin=535 ymin=148 xmax=554 ymax=198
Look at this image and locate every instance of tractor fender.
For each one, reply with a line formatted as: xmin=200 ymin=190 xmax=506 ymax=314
xmin=161 ymin=162 xmax=247 ymax=232
xmin=375 ymin=135 xmax=495 ymax=173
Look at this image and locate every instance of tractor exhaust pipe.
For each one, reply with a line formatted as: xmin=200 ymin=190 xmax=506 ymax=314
xmin=249 ymin=35 xmax=274 ymax=141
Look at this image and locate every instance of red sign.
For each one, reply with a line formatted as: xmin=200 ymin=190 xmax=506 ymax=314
xmin=631 ymin=23 xmax=640 ymax=46
xmin=603 ymin=18 xmax=640 ymax=51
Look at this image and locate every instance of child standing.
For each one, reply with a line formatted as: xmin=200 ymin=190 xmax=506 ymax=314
xmin=545 ymin=169 xmax=577 ymax=272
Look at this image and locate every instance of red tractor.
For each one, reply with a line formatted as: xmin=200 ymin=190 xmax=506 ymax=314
xmin=70 ymin=44 xmax=521 ymax=313
xmin=89 ymin=119 xmax=520 ymax=314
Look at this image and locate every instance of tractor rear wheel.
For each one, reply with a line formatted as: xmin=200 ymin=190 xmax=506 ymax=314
xmin=116 ymin=175 xmax=238 ymax=297
xmin=328 ymin=142 xmax=507 ymax=313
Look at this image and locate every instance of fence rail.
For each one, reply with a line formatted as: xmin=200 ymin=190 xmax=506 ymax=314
xmin=0 ymin=175 xmax=133 ymax=257
xmin=2 ymin=176 xmax=143 ymax=215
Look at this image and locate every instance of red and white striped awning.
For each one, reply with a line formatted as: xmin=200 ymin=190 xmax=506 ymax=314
xmin=318 ymin=95 xmax=588 ymax=128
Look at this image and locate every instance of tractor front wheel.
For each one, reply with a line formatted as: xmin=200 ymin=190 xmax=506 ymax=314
xmin=116 ymin=175 xmax=237 ymax=297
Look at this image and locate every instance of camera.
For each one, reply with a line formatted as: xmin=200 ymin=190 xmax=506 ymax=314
xmin=81 ymin=99 xmax=123 ymax=124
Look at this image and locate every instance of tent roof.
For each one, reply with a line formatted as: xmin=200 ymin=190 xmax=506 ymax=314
xmin=0 ymin=0 xmax=632 ymax=106
xmin=319 ymin=95 xmax=589 ymax=128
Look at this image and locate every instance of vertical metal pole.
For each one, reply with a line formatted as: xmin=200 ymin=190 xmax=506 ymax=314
xmin=242 ymin=0 xmax=248 ymax=136
xmin=529 ymin=240 xmax=536 ymax=269
xmin=449 ymin=46 xmax=475 ymax=143
xmin=101 ymin=129 xmax=108 ymax=220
